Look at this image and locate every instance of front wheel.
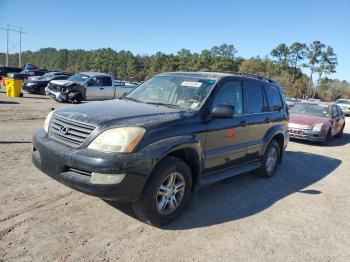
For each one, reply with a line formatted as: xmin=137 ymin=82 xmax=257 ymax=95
xmin=335 ymin=124 xmax=345 ymax=138
xmin=259 ymin=140 xmax=280 ymax=178
xmin=132 ymin=156 xmax=192 ymax=226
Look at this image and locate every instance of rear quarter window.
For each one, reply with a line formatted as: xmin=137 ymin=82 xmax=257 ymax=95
xmin=264 ymin=84 xmax=283 ymax=111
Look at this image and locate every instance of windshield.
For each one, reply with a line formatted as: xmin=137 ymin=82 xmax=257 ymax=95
xmin=125 ymin=75 xmax=217 ymax=111
xmin=68 ymin=73 xmax=89 ymax=84
xmin=336 ymin=99 xmax=350 ymax=105
xmin=290 ymin=103 xmax=330 ymax=117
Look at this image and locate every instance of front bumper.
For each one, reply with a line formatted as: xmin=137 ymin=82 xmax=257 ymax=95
xmin=45 ymin=87 xmax=67 ymax=102
xmin=32 ymin=129 xmax=154 ymax=201
xmin=340 ymin=109 xmax=350 ymax=115
xmin=288 ymin=127 xmax=327 ymax=142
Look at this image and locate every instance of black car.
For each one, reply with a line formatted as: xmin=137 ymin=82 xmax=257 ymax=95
xmin=18 ymin=69 xmax=49 ymax=81
xmin=0 ymin=66 xmax=22 ymax=81
xmin=32 ymin=72 xmax=289 ymax=226
xmin=23 ymin=73 xmax=72 ymax=95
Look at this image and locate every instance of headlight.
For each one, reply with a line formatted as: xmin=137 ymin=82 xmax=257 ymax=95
xmin=43 ymin=111 xmax=54 ymax=132
xmin=88 ymin=127 xmax=145 ymax=153
xmin=26 ymin=83 xmax=36 ymax=86
xmin=312 ymin=123 xmax=323 ymax=132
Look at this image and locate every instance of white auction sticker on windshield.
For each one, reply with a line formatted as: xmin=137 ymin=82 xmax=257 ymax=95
xmin=181 ymin=81 xmax=202 ymax=88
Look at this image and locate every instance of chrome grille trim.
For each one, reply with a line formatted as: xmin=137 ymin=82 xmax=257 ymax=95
xmin=49 ymin=115 xmax=96 ymax=147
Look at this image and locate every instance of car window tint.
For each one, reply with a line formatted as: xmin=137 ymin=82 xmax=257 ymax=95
xmin=336 ymin=106 xmax=342 ymax=116
xmin=332 ymin=105 xmax=337 ymax=117
xmin=264 ymin=84 xmax=283 ymax=111
xmin=212 ymin=81 xmax=243 ymax=115
xmin=94 ymin=77 xmax=112 ymax=86
xmin=245 ymin=81 xmax=265 ymax=113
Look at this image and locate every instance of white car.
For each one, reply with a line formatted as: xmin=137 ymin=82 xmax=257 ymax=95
xmin=335 ymin=99 xmax=350 ymax=115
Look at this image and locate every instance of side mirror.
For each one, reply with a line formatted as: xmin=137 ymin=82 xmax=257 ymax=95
xmin=211 ymin=104 xmax=235 ymax=119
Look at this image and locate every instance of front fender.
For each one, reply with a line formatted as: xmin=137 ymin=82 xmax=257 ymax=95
xmin=140 ymin=135 xmax=202 ymax=162
xmin=136 ymin=135 xmax=203 ymax=177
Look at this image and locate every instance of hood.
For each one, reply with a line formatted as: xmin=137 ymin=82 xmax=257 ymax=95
xmin=289 ymin=113 xmax=328 ymax=126
xmin=54 ymin=99 xmax=189 ymax=127
xmin=50 ymin=79 xmax=75 ymax=86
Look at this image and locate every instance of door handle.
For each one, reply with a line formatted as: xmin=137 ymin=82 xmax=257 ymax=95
xmin=240 ymin=120 xmax=247 ymax=127
xmin=100 ymin=87 xmax=104 ymax=90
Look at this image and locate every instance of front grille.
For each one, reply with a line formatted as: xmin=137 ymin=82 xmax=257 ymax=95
xmin=288 ymin=128 xmax=309 ymax=138
xmin=48 ymin=82 xmax=61 ymax=91
xmin=49 ymin=115 xmax=96 ymax=147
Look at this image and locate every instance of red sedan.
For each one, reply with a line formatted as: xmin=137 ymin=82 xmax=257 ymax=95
xmin=288 ymin=102 xmax=345 ymax=143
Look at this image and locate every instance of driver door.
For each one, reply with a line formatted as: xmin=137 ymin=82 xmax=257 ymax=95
xmin=203 ymin=79 xmax=248 ymax=174
xmin=85 ymin=77 xmax=105 ymax=100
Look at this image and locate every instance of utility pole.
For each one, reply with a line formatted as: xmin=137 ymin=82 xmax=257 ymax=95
xmin=19 ymin=27 xmax=22 ymax=67
xmin=0 ymin=25 xmax=26 ymax=67
xmin=6 ymin=25 xmax=9 ymax=66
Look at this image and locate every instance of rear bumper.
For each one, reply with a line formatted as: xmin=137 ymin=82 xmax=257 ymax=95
xmin=32 ymin=129 xmax=154 ymax=201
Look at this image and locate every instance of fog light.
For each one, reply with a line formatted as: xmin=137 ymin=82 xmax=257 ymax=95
xmin=91 ymin=173 xmax=125 ymax=185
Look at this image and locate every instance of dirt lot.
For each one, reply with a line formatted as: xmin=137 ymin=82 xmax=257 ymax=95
xmin=0 ymin=91 xmax=350 ymax=262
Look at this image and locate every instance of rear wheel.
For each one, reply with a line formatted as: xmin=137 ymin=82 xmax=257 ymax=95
xmin=259 ymin=140 xmax=280 ymax=178
xmin=132 ymin=156 xmax=192 ymax=226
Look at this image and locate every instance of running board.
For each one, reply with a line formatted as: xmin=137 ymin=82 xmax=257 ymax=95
xmin=196 ymin=160 xmax=261 ymax=190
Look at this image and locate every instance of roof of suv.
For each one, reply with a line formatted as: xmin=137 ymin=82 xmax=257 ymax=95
xmin=159 ymin=71 xmax=278 ymax=84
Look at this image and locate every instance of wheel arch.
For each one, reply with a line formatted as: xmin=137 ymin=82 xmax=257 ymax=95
xmin=262 ymin=124 xmax=286 ymax=164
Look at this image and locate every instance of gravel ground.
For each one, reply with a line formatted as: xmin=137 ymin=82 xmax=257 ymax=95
xmin=0 ymin=91 xmax=350 ymax=261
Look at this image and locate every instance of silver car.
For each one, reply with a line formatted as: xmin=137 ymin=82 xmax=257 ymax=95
xmin=335 ymin=99 xmax=350 ymax=115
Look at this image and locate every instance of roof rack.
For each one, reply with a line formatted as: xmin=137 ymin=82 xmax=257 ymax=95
xmin=226 ymin=71 xmax=277 ymax=84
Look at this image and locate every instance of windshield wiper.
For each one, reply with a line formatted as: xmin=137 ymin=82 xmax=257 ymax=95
xmin=144 ymin=101 xmax=182 ymax=109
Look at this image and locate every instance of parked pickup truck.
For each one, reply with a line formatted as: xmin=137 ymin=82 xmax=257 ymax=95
xmin=45 ymin=72 xmax=133 ymax=103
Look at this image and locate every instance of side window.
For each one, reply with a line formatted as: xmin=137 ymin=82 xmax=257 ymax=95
xmin=337 ymin=106 xmax=343 ymax=116
xmin=264 ymin=84 xmax=283 ymax=111
xmin=332 ymin=105 xmax=338 ymax=118
xmin=212 ymin=81 xmax=243 ymax=115
xmin=100 ymin=77 xmax=112 ymax=86
xmin=94 ymin=77 xmax=103 ymax=86
xmin=245 ymin=81 xmax=265 ymax=114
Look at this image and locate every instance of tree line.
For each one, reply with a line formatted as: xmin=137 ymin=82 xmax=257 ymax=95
xmin=1 ymin=42 xmax=349 ymax=101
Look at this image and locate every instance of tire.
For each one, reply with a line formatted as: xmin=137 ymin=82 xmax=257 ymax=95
xmin=259 ymin=139 xmax=280 ymax=178
xmin=69 ymin=93 xmax=82 ymax=104
xmin=39 ymin=86 xmax=46 ymax=95
xmin=323 ymin=129 xmax=332 ymax=144
xmin=132 ymin=156 xmax=192 ymax=226
xmin=335 ymin=124 xmax=345 ymax=138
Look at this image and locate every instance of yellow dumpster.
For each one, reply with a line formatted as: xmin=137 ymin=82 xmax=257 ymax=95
xmin=5 ymin=77 xmax=23 ymax=97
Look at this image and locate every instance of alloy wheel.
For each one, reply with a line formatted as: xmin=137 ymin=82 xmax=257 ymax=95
xmin=156 ymin=172 xmax=185 ymax=215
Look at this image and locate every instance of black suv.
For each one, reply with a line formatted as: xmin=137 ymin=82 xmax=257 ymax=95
xmin=32 ymin=72 xmax=289 ymax=226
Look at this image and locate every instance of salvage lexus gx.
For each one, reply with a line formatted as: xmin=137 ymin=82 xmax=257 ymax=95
xmin=32 ymin=72 xmax=289 ymax=226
